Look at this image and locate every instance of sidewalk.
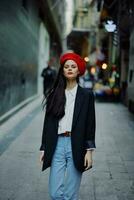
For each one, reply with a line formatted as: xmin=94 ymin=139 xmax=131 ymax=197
xmin=0 ymin=96 xmax=43 ymax=155
xmin=0 ymin=100 xmax=134 ymax=200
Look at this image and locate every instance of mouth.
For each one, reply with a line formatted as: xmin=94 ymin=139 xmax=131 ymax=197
xmin=67 ymin=72 xmax=73 ymax=75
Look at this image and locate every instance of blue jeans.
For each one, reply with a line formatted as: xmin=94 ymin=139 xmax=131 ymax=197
xmin=49 ymin=136 xmax=82 ymax=200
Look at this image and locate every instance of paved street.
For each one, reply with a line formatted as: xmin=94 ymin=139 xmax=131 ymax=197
xmin=0 ymin=97 xmax=134 ymax=200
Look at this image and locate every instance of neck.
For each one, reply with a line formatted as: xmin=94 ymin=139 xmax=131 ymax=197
xmin=66 ymin=79 xmax=77 ymax=90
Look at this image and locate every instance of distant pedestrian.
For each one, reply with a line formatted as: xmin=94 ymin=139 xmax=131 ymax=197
xmin=41 ymin=61 xmax=56 ymax=96
xmin=39 ymin=52 xmax=96 ymax=200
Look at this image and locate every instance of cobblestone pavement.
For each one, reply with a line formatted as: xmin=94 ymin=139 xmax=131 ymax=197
xmin=0 ymin=99 xmax=134 ymax=200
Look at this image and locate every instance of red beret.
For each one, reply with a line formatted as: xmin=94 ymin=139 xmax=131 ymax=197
xmin=60 ymin=52 xmax=86 ymax=76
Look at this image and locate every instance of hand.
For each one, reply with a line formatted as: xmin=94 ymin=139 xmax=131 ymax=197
xmin=39 ymin=151 xmax=45 ymax=164
xmin=84 ymin=150 xmax=93 ymax=170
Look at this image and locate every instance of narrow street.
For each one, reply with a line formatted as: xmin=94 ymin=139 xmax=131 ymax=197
xmin=0 ymin=98 xmax=134 ymax=200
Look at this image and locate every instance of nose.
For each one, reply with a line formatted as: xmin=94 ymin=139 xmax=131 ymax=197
xmin=68 ymin=66 xmax=72 ymax=71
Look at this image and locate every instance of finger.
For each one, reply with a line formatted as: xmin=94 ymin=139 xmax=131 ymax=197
xmin=84 ymin=160 xmax=89 ymax=170
xmin=85 ymin=162 xmax=92 ymax=170
xmin=85 ymin=159 xmax=92 ymax=169
xmin=85 ymin=163 xmax=89 ymax=170
xmin=39 ymin=155 xmax=43 ymax=163
xmin=84 ymin=157 xmax=87 ymax=167
xmin=39 ymin=152 xmax=44 ymax=162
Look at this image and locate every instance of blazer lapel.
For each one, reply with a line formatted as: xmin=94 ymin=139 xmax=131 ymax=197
xmin=71 ymin=85 xmax=84 ymax=131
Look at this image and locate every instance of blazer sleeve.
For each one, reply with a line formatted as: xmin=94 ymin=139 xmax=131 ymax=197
xmin=39 ymin=112 xmax=48 ymax=151
xmin=85 ymin=91 xmax=96 ymax=149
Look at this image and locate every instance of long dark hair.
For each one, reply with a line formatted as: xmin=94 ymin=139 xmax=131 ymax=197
xmin=43 ymin=63 xmax=79 ymax=119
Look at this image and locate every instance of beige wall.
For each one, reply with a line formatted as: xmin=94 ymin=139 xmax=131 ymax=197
xmin=74 ymin=0 xmax=100 ymax=30
xmin=73 ymin=0 xmax=100 ymax=56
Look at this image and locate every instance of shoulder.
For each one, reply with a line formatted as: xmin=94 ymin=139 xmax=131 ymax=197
xmin=42 ymin=68 xmax=47 ymax=73
xmin=78 ymin=85 xmax=94 ymax=97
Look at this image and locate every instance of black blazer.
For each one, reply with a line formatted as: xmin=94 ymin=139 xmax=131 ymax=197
xmin=40 ymin=85 xmax=96 ymax=172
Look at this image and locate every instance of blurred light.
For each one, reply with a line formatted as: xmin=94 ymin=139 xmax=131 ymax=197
xmin=78 ymin=7 xmax=88 ymax=14
xmin=105 ymin=20 xmax=116 ymax=32
xmin=113 ymin=88 xmax=120 ymax=95
xmin=91 ymin=67 xmax=96 ymax=74
xmin=102 ymin=63 xmax=108 ymax=69
xmin=84 ymin=57 xmax=89 ymax=62
xmin=116 ymin=74 xmax=119 ymax=78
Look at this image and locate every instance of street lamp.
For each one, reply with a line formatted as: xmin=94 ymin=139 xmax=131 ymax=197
xmin=104 ymin=20 xmax=116 ymax=76
xmin=104 ymin=20 xmax=116 ymax=32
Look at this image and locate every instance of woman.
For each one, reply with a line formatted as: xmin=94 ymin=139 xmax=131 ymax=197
xmin=39 ymin=52 xmax=96 ymax=200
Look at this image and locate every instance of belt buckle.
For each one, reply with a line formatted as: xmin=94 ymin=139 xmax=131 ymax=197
xmin=64 ymin=131 xmax=70 ymax=137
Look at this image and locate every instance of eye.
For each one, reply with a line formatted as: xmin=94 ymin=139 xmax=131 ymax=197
xmin=72 ymin=65 xmax=77 ymax=68
xmin=64 ymin=65 xmax=69 ymax=69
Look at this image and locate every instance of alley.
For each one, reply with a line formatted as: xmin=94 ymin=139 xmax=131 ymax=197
xmin=0 ymin=97 xmax=134 ymax=200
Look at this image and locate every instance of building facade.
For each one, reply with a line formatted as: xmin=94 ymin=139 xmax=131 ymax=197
xmin=128 ymin=24 xmax=134 ymax=112
xmin=0 ymin=0 xmax=67 ymax=120
xmin=98 ymin=0 xmax=134 ymax=112
xmin=0 ymin=0 xmax=40 ymax=117
xmin=67 ymin=0 xmax=100 ymax=58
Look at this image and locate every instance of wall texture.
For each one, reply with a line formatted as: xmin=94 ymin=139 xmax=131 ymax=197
xmin=0 ymin=0 xmax=40 ymax=116
xmin=127 ymin=29 xmax=134 ymax=110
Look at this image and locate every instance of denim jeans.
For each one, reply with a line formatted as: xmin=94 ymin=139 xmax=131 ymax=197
xmin=49 ymin=136 xmax=82 ymax=200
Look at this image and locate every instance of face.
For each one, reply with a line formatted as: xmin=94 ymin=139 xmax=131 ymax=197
xmin=63 ymin=60 xmax=80 ymax=80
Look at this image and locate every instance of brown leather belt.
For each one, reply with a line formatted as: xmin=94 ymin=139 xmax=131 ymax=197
xmin=59 ymin=131 xmax=71 ymax=137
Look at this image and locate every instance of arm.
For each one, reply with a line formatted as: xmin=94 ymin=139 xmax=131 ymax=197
xmin=39 ymin=150 xmax=45 ymax=163
xmin=85 ymin=91 xmax=96 ymax=149
xmin=84 ymin=91 xmax=96 ymax=170
xmin=39 ymin=112 xmax=48 ymax=151
xmin=41 ymin=69 xmax=44 ymax=77
xmin=39 ymin=112 xmax=48 ymax=164
xmin=84 ymin=150 xmax=93 ymax=170
xmin=41 ymin=68 xmax=46 ymax=78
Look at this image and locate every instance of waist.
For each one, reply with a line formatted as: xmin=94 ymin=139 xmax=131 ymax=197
xmin=59 ymin=131 xmax=71 ymax=137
